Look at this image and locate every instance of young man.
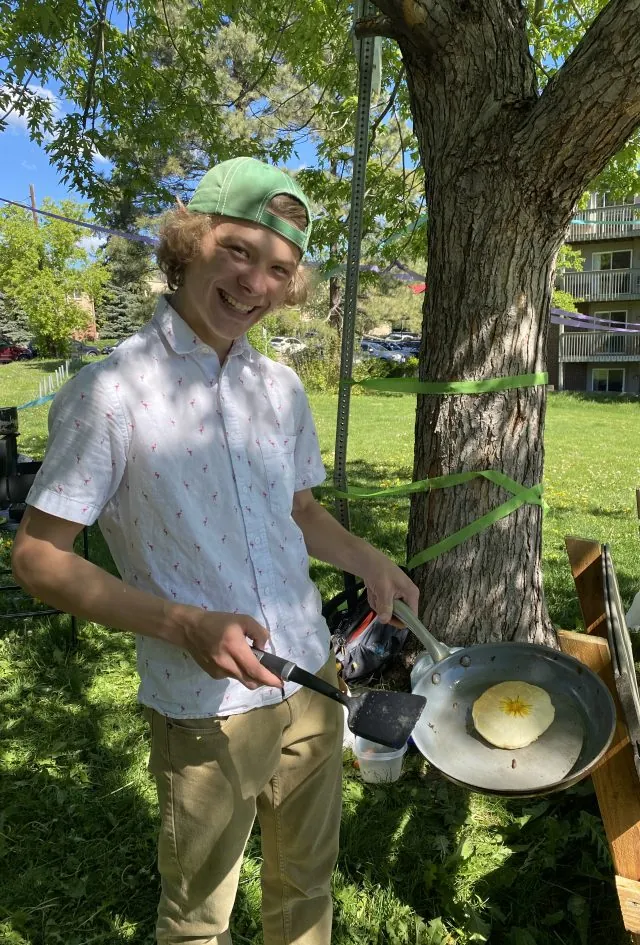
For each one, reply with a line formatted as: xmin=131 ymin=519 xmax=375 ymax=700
xmin=12 ymin=157 xmax=419 ymax=945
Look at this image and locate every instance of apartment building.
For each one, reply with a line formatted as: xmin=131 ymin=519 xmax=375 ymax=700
xmin=553 ymin=195 xmax=640 ymax=394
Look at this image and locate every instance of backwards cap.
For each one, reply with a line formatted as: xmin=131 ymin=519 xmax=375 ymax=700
xmin=188 ymin=157 xmax=312 ymax=253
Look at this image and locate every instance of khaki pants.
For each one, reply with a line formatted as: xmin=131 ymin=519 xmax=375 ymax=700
xmin=144 ymin=658 xmax=343 ymax=945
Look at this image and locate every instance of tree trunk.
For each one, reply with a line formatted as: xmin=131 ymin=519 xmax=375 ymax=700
xmin=398 ymin=4 xmax=561 ymax=648
xmin=328 ymin=271 xmax=342 ymax=332
xmin=365 ymin=0 xmax=640 ymax=648
xmin=405 ymin=172 xmax=559 ymax=648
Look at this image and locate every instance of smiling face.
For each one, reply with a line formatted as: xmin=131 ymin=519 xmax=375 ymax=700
xmin=171 ymin=218 xmax=301 ymax=360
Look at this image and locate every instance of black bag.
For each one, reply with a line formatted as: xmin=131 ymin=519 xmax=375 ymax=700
xmin=322 ymin=582 xmax=410 ymax=684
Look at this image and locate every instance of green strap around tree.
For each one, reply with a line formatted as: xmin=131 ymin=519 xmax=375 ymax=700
xmin=345 ymin=371 xmax=548 ymax=394
xmin=328 ymin=371 xmax=548 ymax=565
xmin=328 ymin=470 xmax=544 ymax=567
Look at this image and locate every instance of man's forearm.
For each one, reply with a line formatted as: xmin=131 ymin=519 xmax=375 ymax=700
xmin=13 ymin=543 xmax=196 ymax=646
xmin=292 ymin=497 xmax=420 ymax=621
xmin=292 ymin=499 xmax=389 ymax=579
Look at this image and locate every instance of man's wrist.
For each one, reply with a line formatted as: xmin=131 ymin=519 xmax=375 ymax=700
xmin=156 ymin=599 xmax=202 ymax=648
xmin=351 ymin=540 xmax=390 ymax=585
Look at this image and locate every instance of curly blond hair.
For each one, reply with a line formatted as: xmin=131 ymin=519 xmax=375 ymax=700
xmin=157 ymin=194 xmax=309 ymax=306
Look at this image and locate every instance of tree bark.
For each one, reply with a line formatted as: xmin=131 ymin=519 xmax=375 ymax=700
xmin=368 ymin=0 xmax=640 ymax=648
xmin=328 ymin=271 xmax=342 ymax=332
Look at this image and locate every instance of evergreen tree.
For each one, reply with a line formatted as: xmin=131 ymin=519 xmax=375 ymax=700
xmin=96 ymin=236 xmax=156 ymax=338
xmin=0 ymin=292 xmax=32 ymax=345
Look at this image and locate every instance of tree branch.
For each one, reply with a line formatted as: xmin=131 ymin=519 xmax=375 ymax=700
xmin=369 ymin=66 xmax=405 ymax=147
xmin=354 ymin=15 xmax=402 ymax=40
xmin=82 ymin=0 xmax=109 ymax=129
xmin=567 ymin=0 xmax=588 ymax=28
xmin=518 ymin=0 xmax=640 ymax=203
xmin=0 ymin=71 xmax=36 ymax=125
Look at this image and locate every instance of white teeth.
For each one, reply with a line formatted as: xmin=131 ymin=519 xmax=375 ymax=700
xmin=220 ymin=289 xmax=254 ymax=313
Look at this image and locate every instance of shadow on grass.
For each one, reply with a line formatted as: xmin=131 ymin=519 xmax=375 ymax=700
xmin=0 ymin=621 xmax=267 ymax=945
xmin=336 ymin=755 xmax=627 ymax=945
xmin=475 ymin=784 xmax=628 ymax=945
xmin=587 ymin=506 xmax=634 ymax=520
xmin=0 ymin=525 xmax=263 ymax=944
xmin=334 ymin=757 xmax=471 ymax=943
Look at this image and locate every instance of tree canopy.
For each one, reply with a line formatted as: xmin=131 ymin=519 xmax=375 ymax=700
xmin=1 ymin=0 xmax=639 ymax=261
xmin=0 ymin=201 xmax=109 ymax=352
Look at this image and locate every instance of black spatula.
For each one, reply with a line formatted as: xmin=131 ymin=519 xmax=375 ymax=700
xmin=252 ymin=648 xmax=426 ymax=749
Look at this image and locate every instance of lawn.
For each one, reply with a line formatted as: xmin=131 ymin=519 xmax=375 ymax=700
xmin=0 ymin=359 xmax=639 ymax=945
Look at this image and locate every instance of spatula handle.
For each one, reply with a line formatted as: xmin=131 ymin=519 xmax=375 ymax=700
xmin=251 ymin=648 xmax=344 ymax=703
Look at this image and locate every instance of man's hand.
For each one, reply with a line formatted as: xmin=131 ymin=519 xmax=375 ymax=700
xmin=182 ymin=611 xmax=284 ymax=691
xmin=360 ymin=550 xmax=420 ymax=625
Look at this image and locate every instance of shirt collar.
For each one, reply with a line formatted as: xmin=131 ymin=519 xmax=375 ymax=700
xmin=153 ymin=294 xmax=252 ymax=361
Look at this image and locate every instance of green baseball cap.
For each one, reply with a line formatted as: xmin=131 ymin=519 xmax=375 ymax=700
xmin=188 ymin=157 xmax=312 ymax=254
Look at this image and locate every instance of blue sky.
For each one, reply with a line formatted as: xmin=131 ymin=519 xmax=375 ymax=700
xmin=0 ymin=84 xmax=89 ymax=208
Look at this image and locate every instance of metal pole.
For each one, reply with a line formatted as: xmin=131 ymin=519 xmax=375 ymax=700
xmin=333 ymin=0 xmax=376 ymax=602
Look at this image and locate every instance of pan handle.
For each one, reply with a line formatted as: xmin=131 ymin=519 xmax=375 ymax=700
xmin=392 ymin=600 xmax=453 ymax=664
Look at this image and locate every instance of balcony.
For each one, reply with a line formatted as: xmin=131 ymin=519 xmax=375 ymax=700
xmin=556 ymin=268 xmax=640 ymax=301
xmin=568 ymin=205 xmax=640 ymax=242
xmin=559 ymin=330 xmax=640 ymax=362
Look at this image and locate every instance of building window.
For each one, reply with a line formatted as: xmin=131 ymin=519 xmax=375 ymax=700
xmin=592 ymin=250 xmax=632 ymax=271
xmin=594 ymin=310 xmax=627 ymax=327
xmin=592 ymin=368 xmax=624 ymax=393
xmin=592 ymin=193 xmax=638 ymax=208
xmin=596 ymin=312 xmax=627 ymax=353
xmin=595 ymin=311 xmax=627 ymax=353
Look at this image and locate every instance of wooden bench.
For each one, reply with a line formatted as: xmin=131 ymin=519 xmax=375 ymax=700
xmin=561 ymin=536 xmax=640 ymax=941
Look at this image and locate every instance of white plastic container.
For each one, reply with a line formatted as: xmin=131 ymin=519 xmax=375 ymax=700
xmin=354 ymin=736 xmax=407 ymax=783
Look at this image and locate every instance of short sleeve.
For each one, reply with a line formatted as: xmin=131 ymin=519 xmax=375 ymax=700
xmin=26 ymin=367 xmax=129 ymax=525
xmin=292 ymin=382 xmax=325 ymax=492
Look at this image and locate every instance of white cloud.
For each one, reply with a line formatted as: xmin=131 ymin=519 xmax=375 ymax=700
xmin=1 ymin=84 xmax=60 ymax=134
xmin=21 ymin=160 xmax=36 ymax=171
xmin=77 ymin=234 xmax=106 ymax=255
xmin=92 ymin=147 xmax=110 ymax=165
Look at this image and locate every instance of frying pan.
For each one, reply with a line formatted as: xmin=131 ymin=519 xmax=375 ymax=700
xmin=393 ymin=601 xmax=616 ymax=797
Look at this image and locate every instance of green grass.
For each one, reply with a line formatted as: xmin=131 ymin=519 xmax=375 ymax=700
xmin=1 ymin=365 xmax=639 ymax=944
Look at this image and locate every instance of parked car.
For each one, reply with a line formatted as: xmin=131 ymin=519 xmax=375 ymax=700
xmin=71 ymin=340 xmax=100 ymax=357
xmin=387 ymin=331 xmax=419 ymax=343
xmin=0 ymin=340 xmax=34 ymax=363
xmin=102 ymin=339 xmax=127 ymax=354
xmin=269 ymin=336 xmax=307 ymax=354
xmin=397 ymin=340 xmax=421 ymax=356
xmin=360 ymin=340 xmax=405 ymax=363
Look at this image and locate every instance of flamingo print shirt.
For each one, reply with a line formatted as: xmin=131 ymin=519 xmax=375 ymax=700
xmin=27 ymin=296 xmax=330 ymax=718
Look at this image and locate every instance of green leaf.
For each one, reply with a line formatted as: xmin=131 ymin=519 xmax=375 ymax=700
xmin=507 ymin=928 xmax=538 ymax=945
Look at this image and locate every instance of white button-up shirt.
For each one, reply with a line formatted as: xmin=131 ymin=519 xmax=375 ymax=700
xmin=27 ymin=296 xmax=330 ymax=717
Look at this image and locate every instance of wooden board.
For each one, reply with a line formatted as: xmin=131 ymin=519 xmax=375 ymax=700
xmin=615 ymin=876 xmax=640 ymax=935
xmin=565 ymin=536 xmax=607 ymax=636
xmin=558 ymin=630 xmax=640 ymax=882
